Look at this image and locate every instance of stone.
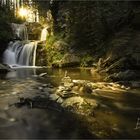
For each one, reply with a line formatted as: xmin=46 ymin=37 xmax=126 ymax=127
xmin=72 ymin=86 xmax=79 ymax=91
xmin=61 ymin=96 xmax=84 ymax=108
xmin=58 ymin=91 xmax=78 ymax=99
xmin=38 ymin=87 xmax=43 ymax=91
xmin=85 ymin=99 xmax=98 ymax=108
xmin=0 ymin=63 xmax=13 ymax=73
xmin=39 ymin=73 xmax=47 ymax=77
xmin=56 ymin=97 xmax=64 ymax=104
xmin=9 ymin=118 xmax=16 ymax=122
xmin=42 ymin=84 xmax=48 ymax=87
xmin=49 ymin=94 xmax=60 ymax=101
xmin=43 ymin=87 xmax=54 ymax=93
xmin=11 ymin=91 xmax=18 ymax=95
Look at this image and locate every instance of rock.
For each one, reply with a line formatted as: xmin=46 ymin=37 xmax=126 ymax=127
xmin=0 ymin=63 xmax=13 ymax=73
xmin=11 ymin=91 xmax=18 ymax=95
xmin=61 ymin=75 xmax=72 ymax=83
xmin=42 ymin=84 xmax=48 ymax=88
xmin=61 ymin=73 xmax=73 ymax=87
xmin=9 ymin=118 xmax=16 ymax=122
xmin=38 ymin=87 xmax=43 ymax=91
xmin=61 ymin=96 xmax=84 ymax=108
xmin=49 ymin=94 xmax=60 ymax=101
xmin=83 ymin=85 xmax=92 ymax=94
xmin=56 ymin=97 xmax=64 ymax=104
xmin=72 ymin=86 xmax=79 ymax=91
xmin=39 ymin=73 xmax=47 ymax=77
xmin=58 ymin=91 xmax=78 ymax=99
xmin=85 ymin=99 xmax=98 ymax=108
xmin=43 ymin=87 xmax=54 ymax=93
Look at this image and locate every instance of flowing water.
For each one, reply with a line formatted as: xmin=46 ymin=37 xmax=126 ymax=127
xmin=3 ymin=23 xmax=38 ymax=67
xmin=40 ymin=27 xmax=48 ymax=41
xmin=1 ymin=23 xmax=140 ymax=138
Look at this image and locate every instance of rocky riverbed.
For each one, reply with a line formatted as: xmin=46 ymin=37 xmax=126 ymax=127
xmin=0 ymin=68 xmax=140 ymax=138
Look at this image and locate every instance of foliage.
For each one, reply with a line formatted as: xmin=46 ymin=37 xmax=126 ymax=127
xmin=45 ymin=34 xmax=65 ymax=65
xmin=80 ymin=55 xmax=93 ymax=67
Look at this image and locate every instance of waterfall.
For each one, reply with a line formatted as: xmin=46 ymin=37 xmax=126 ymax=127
xmin=3 ymin=23 xmax=38 ymax=67
xmin=40 ymin=27 xmax=48 ymax=41
xmin=3 ymin=41 xmax=38 ymax=67
xmin=11 ymin=23 xmax=28 ymax=40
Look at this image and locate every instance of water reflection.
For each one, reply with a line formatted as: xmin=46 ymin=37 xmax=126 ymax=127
xmin=5 ymin=68 xmax=37 ymax=79
xmin=4 ymin=68 xmax=94 ymax=82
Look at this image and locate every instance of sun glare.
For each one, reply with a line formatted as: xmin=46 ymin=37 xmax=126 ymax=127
xmin=19 ymin=8 xmax=28 ymax=18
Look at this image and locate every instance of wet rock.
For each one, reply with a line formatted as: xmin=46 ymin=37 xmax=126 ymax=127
xmin=11 ymin=91 xmax=18 ymax=95
xmin=56 ymin=97 xmax=64 ymax=104
xmin=0 ymin=63 xmax=13 ymax=73
xmin=43 ymin=87 xmax=54 ymax=93
xmin=42 ymin=84 xmax=48 ymax=88
xmin=38 ymin=86 xmax=43 ymax=91
xmin=49 ymin=94 xmax=60 ymax=101
xmin=72 ymin=86 xmax=79 ymax=91
xmin=58 ymin=91 xmax=78 ymax=99
xmin=39 ymin=73 xmax=47 ymax=77
xmin=83 ymin=85 xmax=93 ymax=94
xmin=9 ymin=118 xmax=16 ymax=122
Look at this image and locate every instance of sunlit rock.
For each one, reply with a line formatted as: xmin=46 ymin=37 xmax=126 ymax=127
xmin=85 ymin=99 xmax=98 ymax=108
xmin=56 ymin=97 xmax=64 ymax=104
xmin=61 ymin=96 xmax=84 ymax=108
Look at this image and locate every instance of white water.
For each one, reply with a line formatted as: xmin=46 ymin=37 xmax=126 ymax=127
xmin=3 ymin=41 xmax=38 ymax=67
xmin=3 ymin=23 xmax=38 ymax=67
xmin=40 ymin=27 xmax=48 ymax=41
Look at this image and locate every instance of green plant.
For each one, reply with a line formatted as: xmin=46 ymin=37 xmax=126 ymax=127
xmin=81 ymin=55 xmax=93 ymax=67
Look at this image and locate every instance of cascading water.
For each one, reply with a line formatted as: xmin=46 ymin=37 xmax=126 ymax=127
xmin=3 ymin=23 xmax=38 ymax=67
xmin=40 ymin=27 xmax=48 ymax=41
xmin=3 ymin=41 xmax=38 ymax=67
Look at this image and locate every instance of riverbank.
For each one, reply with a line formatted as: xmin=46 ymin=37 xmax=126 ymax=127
xmin=0 ymin=68 xmax=140 ymax=138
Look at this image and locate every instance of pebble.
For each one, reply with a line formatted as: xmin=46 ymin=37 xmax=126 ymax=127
xmin=38 ymin=87 xmax=43 ymax=90
xmin=11 ymin=92 xmax=17 ymax=95
xmin=9 ymin=118 xmax=16 ymax=122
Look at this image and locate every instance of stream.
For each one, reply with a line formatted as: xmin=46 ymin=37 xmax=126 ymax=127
xmin=0 ymin=67 xmax=140 ymax=138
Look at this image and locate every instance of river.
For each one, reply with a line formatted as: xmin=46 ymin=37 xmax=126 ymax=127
xmin=0 ymin=67 xmax=140 ymax=138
